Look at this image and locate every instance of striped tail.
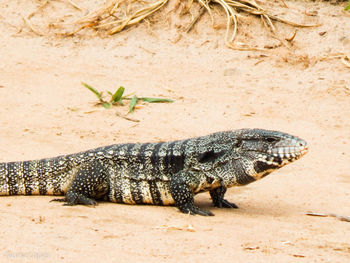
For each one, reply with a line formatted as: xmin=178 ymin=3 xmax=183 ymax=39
xmin=0 ymin=157 xmax=77 ymax=196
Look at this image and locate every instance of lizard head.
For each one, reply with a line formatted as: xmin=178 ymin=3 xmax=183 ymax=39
xmin=195 ymin=129 xmax=308 ymax=186
xmin=233 ymin=128 xmax=308 ymax=181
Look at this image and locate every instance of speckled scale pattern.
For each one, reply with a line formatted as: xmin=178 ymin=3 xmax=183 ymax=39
xmin=0 ymin=129 xmax=308 ymax=215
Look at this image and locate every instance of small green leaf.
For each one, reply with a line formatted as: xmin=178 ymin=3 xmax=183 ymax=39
xmin=129 ymin=95 xmax=138 ymax=113
xmin=82 ymin=82 xmax=101 ymax=99
xmin=345 ymin=2 xmax=350 ymax=11
xmin=141 ymin=97 xmax=174 ymax=103
xmin=111 ymin=86 xmax=125 ymax=103
xmin=102 ymin=102 xmax=111 ymax=109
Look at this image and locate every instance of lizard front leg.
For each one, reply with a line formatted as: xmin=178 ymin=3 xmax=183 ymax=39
xmin=170 ymin=171 xmax=214 ymax=216
xmin=210 ymin=186 xmax=238 ymax=208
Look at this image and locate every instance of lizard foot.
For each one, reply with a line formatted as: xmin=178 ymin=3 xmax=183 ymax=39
xmin=178 ymin=203 xmax=214 ymax=216
xmin=50 ymin=198 xmax=67 ymax=203
xmin=213 ymin=199 xmax=238 ymax=209
xmin=210 ymin=186 xmax=238 ymax=209
xmin=51 ymin=194 xmax=97 ymax=206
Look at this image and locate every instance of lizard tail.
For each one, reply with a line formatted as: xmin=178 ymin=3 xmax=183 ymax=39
xmin=0 ymin=158 xmax=73 ymax=196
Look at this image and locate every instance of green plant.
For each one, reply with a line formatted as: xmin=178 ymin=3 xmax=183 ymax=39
xmin=346 ymin=1 xmax=350 ymax=11
xmin=82 ymin=82 xmax=173 ymax=113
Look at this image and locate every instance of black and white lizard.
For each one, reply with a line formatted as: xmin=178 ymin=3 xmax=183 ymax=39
xmin=0 ymin=129 xmax=308 ymax=216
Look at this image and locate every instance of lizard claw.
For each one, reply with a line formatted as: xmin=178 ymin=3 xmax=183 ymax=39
xmin=214 ymin=199 xmax=238 ymax=209
xmin=50 ymin=198 xmax=67 ymax=203
xmin=178 ymin=203 xmax=214 ymax=216
xmin=50 ymin=195 xmax=97 ymax=206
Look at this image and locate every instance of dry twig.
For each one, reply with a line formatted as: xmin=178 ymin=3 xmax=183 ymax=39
xmin=67 ymin=0 xmax=84 ymax=11
xmin=319 ymin=53 xmax=350 ymax=68
xmin=115 ymin=112 xmax=140 ymax=122
xmin=23 ymin=16 xmax=43 ymax=36
xmin=306 ymin=212 xmax=350 ymax=222
xmin=185 ymin=5 xmax=206 ymax=32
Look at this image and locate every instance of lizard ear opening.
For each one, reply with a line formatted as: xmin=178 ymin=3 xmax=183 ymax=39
xmin=197 ymin=150 xmax=226 ymax=163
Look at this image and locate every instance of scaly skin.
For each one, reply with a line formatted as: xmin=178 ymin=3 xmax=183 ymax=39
xmin=0 ymin=129 xmax=308 ymax=216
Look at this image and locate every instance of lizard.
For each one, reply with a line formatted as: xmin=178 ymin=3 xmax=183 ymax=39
xmin=0 ymin=128 xmax=308 ymax=216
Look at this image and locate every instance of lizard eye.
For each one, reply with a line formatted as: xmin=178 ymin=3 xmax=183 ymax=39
xmin=266 ymin=137 xmax=277 ymax=143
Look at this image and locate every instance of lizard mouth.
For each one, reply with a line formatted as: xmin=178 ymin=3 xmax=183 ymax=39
xmin=252 ymin=145 xmax=308 ymax=180
xmin=268 ymin=137 xmax=308 ymax=160
xmin=267 ymin=146 xmax=308 ymax=165
xmin=273 ymin=146 xmax=308 ymax=158
xmin=259 ymin=134 xmax=308 ymax=164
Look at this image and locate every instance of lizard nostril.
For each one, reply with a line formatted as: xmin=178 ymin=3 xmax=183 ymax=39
xmin=298 ymin=141 xmax=306 ymax=147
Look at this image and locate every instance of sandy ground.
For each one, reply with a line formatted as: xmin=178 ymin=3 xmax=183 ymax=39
xmin=0 ymin=0 xmax=349 ymax=262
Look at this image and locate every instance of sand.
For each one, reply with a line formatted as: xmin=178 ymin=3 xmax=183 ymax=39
xmin=0 ymin=0 xmax=349 ymax=262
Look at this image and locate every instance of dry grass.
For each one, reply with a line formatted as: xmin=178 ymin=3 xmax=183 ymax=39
xmin=25 ymin=0 xmax=321 ymax=50
xmin=69 ymin=0 xmax=169 ymax=35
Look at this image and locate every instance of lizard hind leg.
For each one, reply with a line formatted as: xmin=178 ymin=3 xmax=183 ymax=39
xmin=210 ymin=186 xmax=238 ymax=208
xmin=51 ymin=160 xmax=109 ymax=206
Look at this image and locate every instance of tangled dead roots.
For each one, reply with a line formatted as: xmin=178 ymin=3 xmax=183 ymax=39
xmin=25 ymin=0 xmax=321 ymax=50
